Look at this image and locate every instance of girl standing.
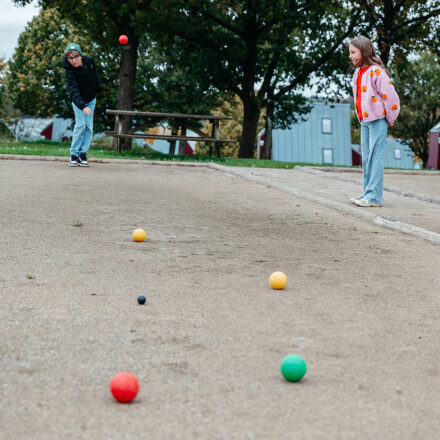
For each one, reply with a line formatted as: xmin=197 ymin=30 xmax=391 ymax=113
xmin=349 ymin=36 xmax=400 ymax=207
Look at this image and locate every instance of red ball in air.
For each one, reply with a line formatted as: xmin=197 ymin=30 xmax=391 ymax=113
xmin=119 ymin=35 xmax=128 ymax=45
xmin=110 ymin=372 xmax=139 ymax=403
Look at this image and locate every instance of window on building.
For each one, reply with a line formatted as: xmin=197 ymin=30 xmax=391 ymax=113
xmin=394 ymin=148 xmax=402 ymax=159
xmin=322 ymin=118 xmax=332 ymax=134
xmin=322 ymin=148 xmax=333 ymax=164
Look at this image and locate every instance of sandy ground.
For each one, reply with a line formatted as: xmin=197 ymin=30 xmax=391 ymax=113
xmin=1 ymin=160 xmax=440 ymax=440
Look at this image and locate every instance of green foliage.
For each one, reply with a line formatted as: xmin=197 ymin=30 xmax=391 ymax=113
xmin=268 ymin=2 xmax=357 ymax=105
xmin=0 ymin=58 xmax=9 ymax=135
xmin=16 ymin=0 xmax=152 ymax=45
xmin=0 ymin=59 xmax=16 ymax=138
xmin=350 ymin=109 xmax=360 ymax=145
xmin=195 ymin=95 xmax=266 ymax=158
xmin=147 ymin=0 xmax=357 ymax=157
xmin=11 ymin=0 xmax=440 ymax=159
xmin=135 ymin=35 xmax=229 ymax=125
xmin=11 ymin=0 xmax=154 ymax=137
xmin=6 ymin=4 xmax=225 ymax=136
xmin=349 ymin=0 xmax=440 ymax=66
xmin=0 ymin=58 xmax=5 ymax=108
xmin=272 ymin=93 xmax=313 ymax=130
xmin=311 ymin=1 xmax=440 ymax=101
xmin=6 ymin=9 xmax=86 ymax=118
xmin=5 ymin=8 xmax=120 ymax=132
xmin=390 ymin=53 xmax=440 ymax=166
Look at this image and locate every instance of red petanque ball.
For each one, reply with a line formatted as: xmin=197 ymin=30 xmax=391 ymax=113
xmin=119 ymin=35 xmax=128 ymax=45
xmin=110 ymin=372 xmax=139 ymax=403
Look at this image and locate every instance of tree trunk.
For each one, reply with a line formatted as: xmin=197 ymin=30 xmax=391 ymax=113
xmin=178 ymin=127 xmax=186 ymax=155
xmin=261 ymin=96 xmax=273 ymax=160
xmin=378 ymin=35 xmax=391 ymax=67
xmin=239 ymin=96 xmax=261 ymax=158
xmin=169 ymin=125 xmax=178 ymax=155
xmin=112 ymin=19 xmax=139 ymax=151
xmin=418 ymin=139 xmax=429 ymax=168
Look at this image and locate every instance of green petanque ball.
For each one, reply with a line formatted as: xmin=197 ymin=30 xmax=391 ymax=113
xmin=280 ymin=354 xmax=307 ymax=382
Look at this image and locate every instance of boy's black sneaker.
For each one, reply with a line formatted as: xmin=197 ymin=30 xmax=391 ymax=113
xmin=69 ymin=155 xmax=79 ymax=167
xmin=79 ymin=153 xmax=89 ymax=167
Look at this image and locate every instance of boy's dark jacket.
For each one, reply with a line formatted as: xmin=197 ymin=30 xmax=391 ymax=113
xmin=62 ymin=55 xmax=102 ymax=110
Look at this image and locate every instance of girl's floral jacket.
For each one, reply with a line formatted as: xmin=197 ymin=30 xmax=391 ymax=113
xmin=352 ymin=65 xmax=400 ymax=124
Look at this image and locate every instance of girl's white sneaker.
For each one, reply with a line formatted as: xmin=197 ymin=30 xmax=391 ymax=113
xmin=353 ymin=198 xmax=382 ymax=207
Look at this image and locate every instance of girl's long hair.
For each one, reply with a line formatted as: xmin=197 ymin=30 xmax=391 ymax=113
xmin=349 ymin=36 xmax=388 ymax=75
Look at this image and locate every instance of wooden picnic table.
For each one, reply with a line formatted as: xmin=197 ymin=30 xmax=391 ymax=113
xmin=105 ymin=109 xmax=235 ymax=156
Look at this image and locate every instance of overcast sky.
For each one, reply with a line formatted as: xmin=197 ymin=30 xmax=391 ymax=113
xmin=0 ymin=0 xmax=40 ymax=60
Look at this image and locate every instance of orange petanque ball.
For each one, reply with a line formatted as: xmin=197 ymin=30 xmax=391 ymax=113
xmin=269 ymin=271 xmax=287 ymax=290
xmin=132 ymin=228 xmax=146 ymax=242
xmin=110 ymin=372 xmax=139 ymax=403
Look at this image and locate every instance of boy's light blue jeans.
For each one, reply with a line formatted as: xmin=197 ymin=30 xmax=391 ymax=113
xmin=70 ymin=98 xmax=96 ymax=157
xmin=360 ymin=117 xmax=388 ymax=205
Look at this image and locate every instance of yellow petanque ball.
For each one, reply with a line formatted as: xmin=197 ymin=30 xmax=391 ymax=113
xmin=269 ymin=271 xmax=287 ymax=290
xmin=132 ymin=228 xmax=146 ymax=242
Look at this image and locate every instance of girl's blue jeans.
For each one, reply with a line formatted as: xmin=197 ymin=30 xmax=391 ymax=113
xmin=70 ymin=98 xmax=96 ymax=157
xmin=360 ymin=117 xmax=388 ymax=204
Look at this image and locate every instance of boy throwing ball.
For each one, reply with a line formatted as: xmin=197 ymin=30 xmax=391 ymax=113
xmin=63 ymin=43 xmax=102 ymax=167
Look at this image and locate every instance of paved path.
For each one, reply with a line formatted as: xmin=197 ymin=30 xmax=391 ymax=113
xmin=210 ymin=164 xmax=440 ymax=244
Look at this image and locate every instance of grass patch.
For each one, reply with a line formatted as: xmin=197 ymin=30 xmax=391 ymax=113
xmin=0 ymin=139 xmax=300 ymax=168
xmin=1 ymin=138 xmax=421 ymax=171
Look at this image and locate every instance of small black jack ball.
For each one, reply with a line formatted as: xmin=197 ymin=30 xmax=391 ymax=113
xmin=137 ymin=295 xmax=146 ymax=305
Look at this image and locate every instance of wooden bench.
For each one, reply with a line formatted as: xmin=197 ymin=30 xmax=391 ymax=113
xmin=105 ymin=109 xmax=235 ymax=156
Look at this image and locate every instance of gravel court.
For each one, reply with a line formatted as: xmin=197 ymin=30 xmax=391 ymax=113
xmin=1 ymin=160 xmax=440 ymax=440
